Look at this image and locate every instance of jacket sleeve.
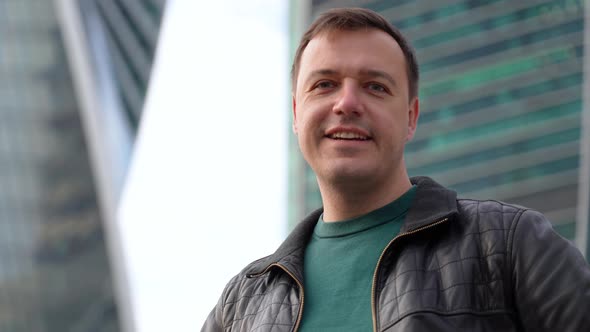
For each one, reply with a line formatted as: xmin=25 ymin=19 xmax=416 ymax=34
xmin=510 ymin=209 xmax=590 ymax=331
xmin=201 ymin=292 xmax=224 ymax=332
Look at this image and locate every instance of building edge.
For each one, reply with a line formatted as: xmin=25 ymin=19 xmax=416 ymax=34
xmin=288 ymin=0 xmax=312 ymax=230
xmin=53 ymin=0 xmax=136 ymax=331
xmin=576 ymin=0 xmax=590 ymax=259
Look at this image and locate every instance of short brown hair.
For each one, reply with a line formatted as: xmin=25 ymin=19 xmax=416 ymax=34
xmin=291 ymin=8 xmax=419 ymax=99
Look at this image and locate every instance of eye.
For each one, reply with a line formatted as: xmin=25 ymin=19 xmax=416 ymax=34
xmin=314 ymin=80 xmax=336 ymax=90
xmin=367 ymin=82 xmax=387 ymax=93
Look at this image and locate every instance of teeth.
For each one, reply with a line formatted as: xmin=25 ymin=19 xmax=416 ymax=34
xmin=329 ymin=132 xmax=368 ymax=140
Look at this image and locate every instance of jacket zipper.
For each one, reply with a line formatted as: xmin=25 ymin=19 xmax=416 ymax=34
xmin=371 ymin=217 xmax=449 ymax=332
xmin=249 ymin=263 xmax=305 ymax=332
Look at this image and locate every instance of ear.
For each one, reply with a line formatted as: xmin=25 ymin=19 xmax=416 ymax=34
xmin=406 ymin=97 xmax=420 ymax=141
xmin=292 ymin=95 xmax=298 ymax=134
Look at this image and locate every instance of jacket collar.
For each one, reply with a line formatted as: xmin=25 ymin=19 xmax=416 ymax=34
xmin=247 ymin=176 xmax=458 ymax=281
xmin=402 ymin=176 xmax=458 ymax=232
xmin=246 ymin=207 xmax=321 ymax=280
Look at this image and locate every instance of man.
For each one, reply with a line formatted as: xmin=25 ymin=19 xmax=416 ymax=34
xmin=202 ymin=8 xmax=590 ymax=331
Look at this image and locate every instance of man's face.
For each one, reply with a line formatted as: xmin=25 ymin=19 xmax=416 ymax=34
xmin=292 ymin=29 xmax=419 ymax=187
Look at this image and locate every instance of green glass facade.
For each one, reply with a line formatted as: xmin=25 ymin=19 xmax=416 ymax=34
xmin=289 ymin=0 xmax=586 ymax=248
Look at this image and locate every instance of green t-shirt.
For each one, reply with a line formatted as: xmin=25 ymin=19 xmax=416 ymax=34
xmin=299 ymin=186 xmax=416 ymax=331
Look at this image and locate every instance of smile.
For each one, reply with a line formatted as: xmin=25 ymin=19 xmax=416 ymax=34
xmin=325 ymin=126 xmax=372 ymax=141
xmin=327 ymin=132 xmax=370 ymax=140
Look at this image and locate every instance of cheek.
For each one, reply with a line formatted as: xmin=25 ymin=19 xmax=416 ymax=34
xmin=297 ymin=120 xmax=322 ymax=154
xmin=295 ymin=117 xmax=312 ymax=140
xmin=295 ymin=101 xmax=331 ymax=140
xmin=300 ymin=122 xmax=317 ymax=147
xmin=380 ymin=120 xmax=407 ymax=144
xmin=298 ymin=112 xmax=320 ymax=134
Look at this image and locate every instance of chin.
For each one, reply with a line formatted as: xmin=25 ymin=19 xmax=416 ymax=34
xmin=320 ymin=164 xmax=377 ymax=185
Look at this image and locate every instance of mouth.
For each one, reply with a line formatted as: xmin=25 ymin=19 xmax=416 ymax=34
xmin=325 ymin=127 xmax=372 ymax=141
xmin=326 ymin=132 xmax=370 ymax=140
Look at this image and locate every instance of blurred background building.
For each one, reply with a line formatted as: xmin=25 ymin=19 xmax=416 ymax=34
xmin=0 ymin=0 xmax=588 ymax=331
xmin=0 ymin=0 xmax=165 ymax=331
xmin=289 ymin=0 xmax=590 ymax=258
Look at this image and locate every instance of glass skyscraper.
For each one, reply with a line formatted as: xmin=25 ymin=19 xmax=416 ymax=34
xmin=83 ymin=0 xmax=166 ymax=130
xmin=0 ymin=0 xmax=118 ymax=330
xmin=0 ymin=0 xmax=165 ymax=330
xmin=289 ymin=0 xmax=588 ymax=254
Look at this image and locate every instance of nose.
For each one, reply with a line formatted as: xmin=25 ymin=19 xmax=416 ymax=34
xmin=332 ymin=80 xmax=363 ymax=116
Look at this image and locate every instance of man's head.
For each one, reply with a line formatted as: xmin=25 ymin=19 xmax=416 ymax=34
xmin=291 ymin=8 xmax=420 ymax=195
xmin=291 ymin=8 xmax=419 ymax=99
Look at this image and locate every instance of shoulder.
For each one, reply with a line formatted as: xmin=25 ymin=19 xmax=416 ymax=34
xmin=456 ymin=197 xmax=556 ymax=227
xmin=456 ymin=198 xmax=527 ymax=218
xmin=454 ymin=197 xmax=572 ymax=256
xmin=455 ymin=198 xmax=534 ymax=230
xmin=452 ymin=198 xmax=559 ymax=256
xmin=212 ymin=254 xmax=302 ymax=330
xmin=221 ymin=254 xmax=274 ymax=295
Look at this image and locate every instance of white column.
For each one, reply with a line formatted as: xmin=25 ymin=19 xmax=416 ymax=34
xmin=118 ymin=1 xmax=289 ymax=331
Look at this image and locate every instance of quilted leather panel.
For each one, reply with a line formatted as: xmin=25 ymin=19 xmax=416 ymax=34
xmin=223 ymin=270 xmax=300 ymax=331
xmin=377 ymin=199 xmax=521 ymax=330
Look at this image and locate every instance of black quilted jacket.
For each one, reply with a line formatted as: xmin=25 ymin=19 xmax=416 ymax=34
xmin=202 ymin=177 xmax=590 ymax=331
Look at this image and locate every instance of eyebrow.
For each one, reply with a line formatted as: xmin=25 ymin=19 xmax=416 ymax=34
xmin=305 ymin=69 xmax=337 ymax=82
xmin=304 ymin=68 xmax=398 ymax=88
xmin=360 ymin=69 xmax=398 ymax=88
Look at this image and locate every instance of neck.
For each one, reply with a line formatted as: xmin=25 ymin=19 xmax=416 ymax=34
xmin=319 ymin=172 xmax=412 ymax=222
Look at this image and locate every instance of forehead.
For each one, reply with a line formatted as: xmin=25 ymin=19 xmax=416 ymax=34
xmin=298 ymin=29 xmax=407 ymax=84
